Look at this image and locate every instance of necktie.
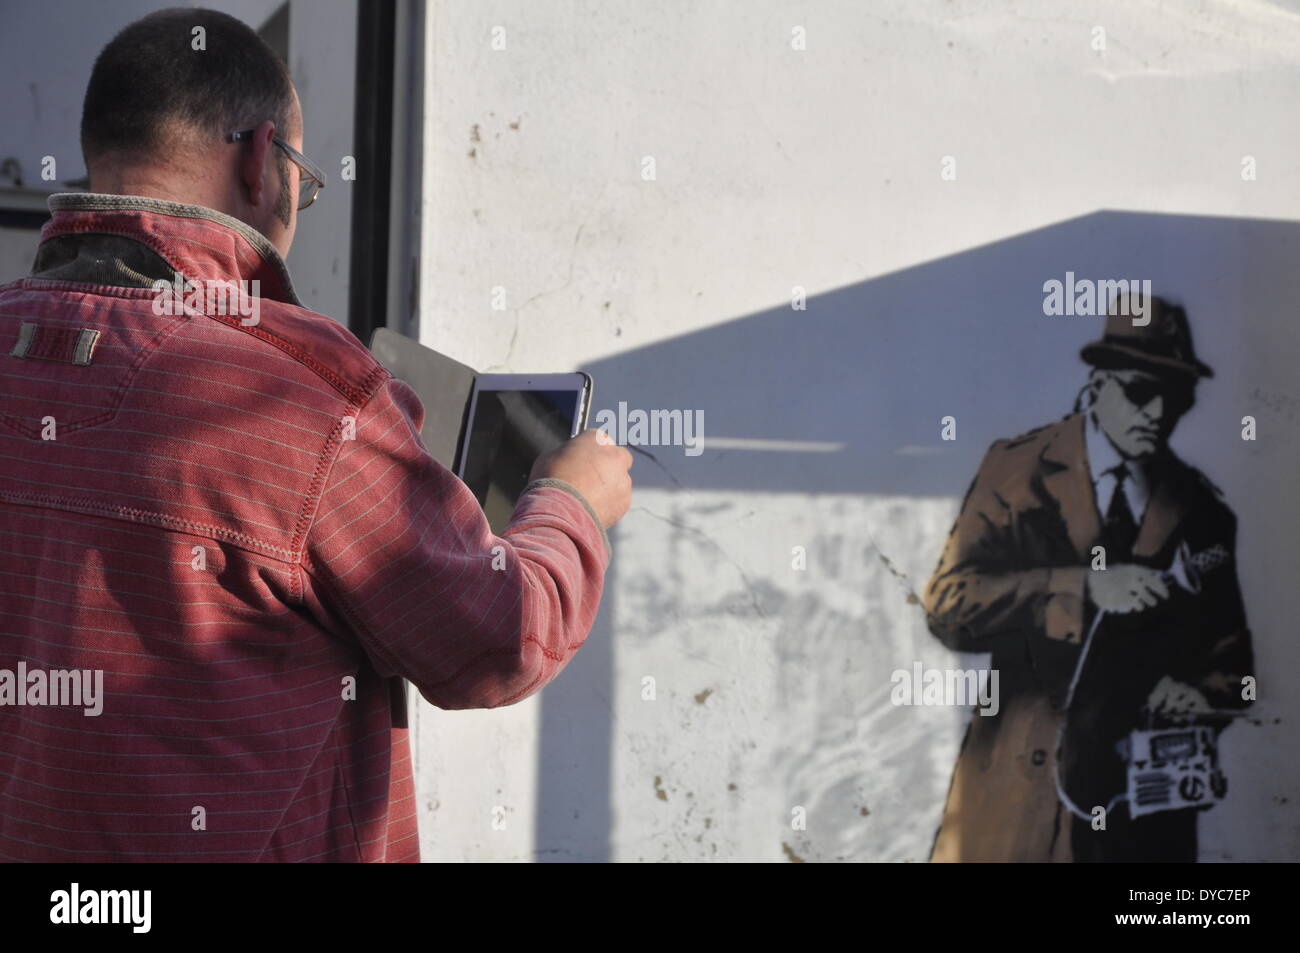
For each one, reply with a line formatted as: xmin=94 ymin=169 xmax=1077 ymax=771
xmin=1102 ymin=464 xmax=1138 ymax=563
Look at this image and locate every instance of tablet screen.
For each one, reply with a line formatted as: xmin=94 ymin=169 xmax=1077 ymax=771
xmin=460 ymin=389 xmax=583 ymax=532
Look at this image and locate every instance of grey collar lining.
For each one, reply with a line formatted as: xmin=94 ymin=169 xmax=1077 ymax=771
xmin=46 ymin=192 xmax=301 ymax=306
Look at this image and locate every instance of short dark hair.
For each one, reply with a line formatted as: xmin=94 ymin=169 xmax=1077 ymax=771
xmin=81 ymin=7 xmax=294 ymax=163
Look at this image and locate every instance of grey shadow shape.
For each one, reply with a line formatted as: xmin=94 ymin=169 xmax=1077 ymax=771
xmin=533 ymin=210 xmax=1299 ymax=860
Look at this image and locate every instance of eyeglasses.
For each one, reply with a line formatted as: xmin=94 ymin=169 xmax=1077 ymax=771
xmin=1112 ymin=375 xmax=1193 ymax=416
xmin=228 ymin=130 xmax=327 ymax=210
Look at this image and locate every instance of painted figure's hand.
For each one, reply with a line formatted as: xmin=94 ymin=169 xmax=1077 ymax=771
xmin=1086 ymin=563 xmax=1170 ymax=614
xmin=1146 ymin=676 xmax=1213 ymax=722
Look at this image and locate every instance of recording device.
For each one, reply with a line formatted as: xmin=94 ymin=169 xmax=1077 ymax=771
xmin=1164 ymin=540 xmax=1228 ymax=595
xmin=1121 ymin=724 xmax=1228 ymax=818
xmin=1116 ymin=543 xmax=1236 ymax=817
xmin=1056 ymin=541 xmax=1238 ymax=819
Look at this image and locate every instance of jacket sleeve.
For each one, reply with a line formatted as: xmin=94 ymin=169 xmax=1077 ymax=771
xmin=923 ymin=441 xmax=1087 ymax=652
xmin=1172 ymin=511 xmax=1254 ymax=712
xmin=299 ymin=375 xmax=611 ymax=710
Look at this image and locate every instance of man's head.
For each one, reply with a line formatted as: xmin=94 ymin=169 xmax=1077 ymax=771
xmin=1079 ymin=293 xmax=1212 ymax=461
xmin=1085 ymin=367 xmax=1193 ymax=459
xmin=81 ymin=7 xmax=305 ymax=256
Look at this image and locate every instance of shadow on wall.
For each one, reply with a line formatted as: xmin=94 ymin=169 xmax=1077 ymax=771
xmin=532 ymin=210 xmax=1300 ymax=862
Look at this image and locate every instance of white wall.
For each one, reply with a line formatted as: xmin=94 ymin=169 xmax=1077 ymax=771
xmin=411 ymin=0 xmax=1300 ymax=861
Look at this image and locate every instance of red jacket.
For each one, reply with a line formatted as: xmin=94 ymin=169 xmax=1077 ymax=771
xmin=0 ymin=193 xmax=610 ymax=861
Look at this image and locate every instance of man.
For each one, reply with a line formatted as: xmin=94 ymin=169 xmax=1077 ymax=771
xmin=923 ymin=294 xmax=1253 ymax=862
xmin=0 ymin=8 xmax=631 ymax=861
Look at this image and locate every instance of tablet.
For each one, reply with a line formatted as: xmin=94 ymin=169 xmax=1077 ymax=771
xmin=368 ymin=328 xmax=478 ymax=469
xmin=454 ymin=373 xmax=593 ymax=532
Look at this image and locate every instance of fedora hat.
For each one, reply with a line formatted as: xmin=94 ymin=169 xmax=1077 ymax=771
xmin=1080 ymin=293 xmax=1213 ymax=379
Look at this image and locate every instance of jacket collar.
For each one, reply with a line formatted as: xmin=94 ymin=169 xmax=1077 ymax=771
xmin=1040 ymin=412 xmax=1186 ymax=561
xmin=37 ymin=192 xmax=301 ymax=306
xmin=1040 ymin=413 xmax=1102 ymax=560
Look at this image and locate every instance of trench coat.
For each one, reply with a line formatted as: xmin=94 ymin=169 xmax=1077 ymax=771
xmin=922 ymin=412 xmax=1253 ymax=862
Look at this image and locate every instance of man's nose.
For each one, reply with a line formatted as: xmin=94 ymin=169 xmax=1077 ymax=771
xmin=1141 ymin=395 xmax=1164 ymax=420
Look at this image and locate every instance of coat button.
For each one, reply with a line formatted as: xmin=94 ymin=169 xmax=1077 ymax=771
xmin=1031 ymin=749 xmax=1047 ymax=766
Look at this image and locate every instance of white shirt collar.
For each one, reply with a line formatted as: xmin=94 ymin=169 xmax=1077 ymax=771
xmin=1084 ymin=411 xmax=1150 ymax=521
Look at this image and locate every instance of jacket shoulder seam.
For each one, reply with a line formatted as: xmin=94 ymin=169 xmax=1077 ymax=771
xmin=291 ymin=371 xmax=395 ymax=568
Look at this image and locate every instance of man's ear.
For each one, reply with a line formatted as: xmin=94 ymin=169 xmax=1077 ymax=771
xmin=1074 ymin=382 xmax=1091 ymax=414
xmin=238 ymin=120 xmax=277 ymax=208
xmin=1082 ymin=370 xmax=1103 ymax=410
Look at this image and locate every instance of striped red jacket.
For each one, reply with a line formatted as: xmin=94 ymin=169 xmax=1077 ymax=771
xmin=0 ymin=193 xmax=610 ymax=862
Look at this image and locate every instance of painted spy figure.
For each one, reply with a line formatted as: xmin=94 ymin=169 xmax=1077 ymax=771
xmin=923 ymin=295 xmax=1253 ymax=862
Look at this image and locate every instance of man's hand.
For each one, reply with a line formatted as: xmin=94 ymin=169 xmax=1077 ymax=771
xmin=1146 ymin=676 xmax=1213 ymax=723
xmin=1086 ymin=563 xmax=1170 ymax=614
xmin=530 ymin=428 xmax=633 ymax=529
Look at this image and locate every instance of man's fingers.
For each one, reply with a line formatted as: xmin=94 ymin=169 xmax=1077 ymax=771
xmin=588 ymin=429 xmax=633 ymax=467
